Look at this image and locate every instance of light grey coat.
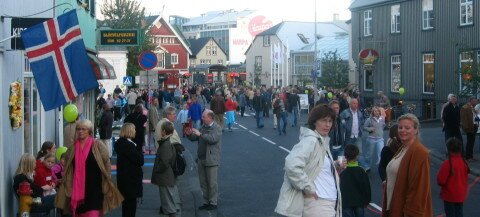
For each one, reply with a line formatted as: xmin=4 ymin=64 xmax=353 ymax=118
xmin=188 ymin=121 xmax=222 ymax=166
xmin=275 ymin=127 xmax=342 ymax=217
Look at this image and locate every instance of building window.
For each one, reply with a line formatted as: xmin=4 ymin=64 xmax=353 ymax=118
xmin=212 ymin=47 xmax=217 ymax=56
xmin=218 ymin=59 xmax=223 ymax=64
xmin=255 ymin=56 xmax=262 ymax=72
xmin=460 ymin=0 xmax=473 ymax=25
xmin=364 ymin=69 xmax=374 ymax=90
xmin=200 ymin=59 xmax=206 ymax=64
xmin=263 ymin=36 xmax=270 ymax=46
xmin=460 ymin=51 xmax=474 ymax=92
xmin=206 ymin=59 xmax=211 ymax=64
xmin=391 ymin=55 xmax=401 ymax=92
xmin=391 ymin=5 xmax=400 ymax=33
xmin=171 ymin=53 xmax=178 ymax=64
xmin=156 ymin=53 xmax=164 ymax=68
xmin=169 ymin=38 xmax=175 ymax=44
xmin=364 ymin=10 xmax=372 ymax=36
xmin=423 ymin=53 xmax=435 ymax=93
xmin=190 ymin=59 xmax=196 ymax=65
xmin=206 ymin=46 xmax=211 ymax=56
xmin=422 ymin=0 xmax=434 ymax=29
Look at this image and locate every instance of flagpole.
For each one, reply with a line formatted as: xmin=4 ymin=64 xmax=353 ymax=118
xmin=314 ymin=0 xmax=318 ymax=89
xmin=270 ymin=38 xmax=273 ymax=87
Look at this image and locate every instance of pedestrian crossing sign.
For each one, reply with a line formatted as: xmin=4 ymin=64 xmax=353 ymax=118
xmin=123 ymin=76 xmax=132 ymax=86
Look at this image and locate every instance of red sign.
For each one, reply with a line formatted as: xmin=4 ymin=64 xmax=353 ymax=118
xmin=358 ymin=49 xmax=379 ymax=65
xmin=248 ymin=16 xmax=273 ymax=36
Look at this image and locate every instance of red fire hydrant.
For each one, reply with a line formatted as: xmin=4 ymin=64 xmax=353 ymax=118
xmin=17 ymin=181 xmax=41 ymax=217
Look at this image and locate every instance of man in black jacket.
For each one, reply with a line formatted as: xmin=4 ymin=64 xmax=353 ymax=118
xmin=252 ymin=90 xmax=264 ymax=128
xmin=288 ymin=89 xmax=301 ymax=127
xmin=99 ymin=104 xmax=114 ymax=157
xmin=442 ymin=93 xmax=462 ymax=143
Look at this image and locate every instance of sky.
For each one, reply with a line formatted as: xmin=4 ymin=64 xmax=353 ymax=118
xmin=137 ymin=0 xmax=352 ymax=22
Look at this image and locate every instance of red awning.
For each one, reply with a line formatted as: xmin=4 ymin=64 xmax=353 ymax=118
xmin=87 ymin=54 xmax=117 ymax=80
xmin=229 ymin=72 xmax=239 ymax=77
xmin=207 ymin=74 xmax=214 ymax=77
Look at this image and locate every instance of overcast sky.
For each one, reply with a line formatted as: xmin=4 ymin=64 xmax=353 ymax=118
xmin=132 ymin=0 xmax=352 ymax=22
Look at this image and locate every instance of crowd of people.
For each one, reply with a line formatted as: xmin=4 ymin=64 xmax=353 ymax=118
xmin=13 ymin=80 xmax=477 ymax=217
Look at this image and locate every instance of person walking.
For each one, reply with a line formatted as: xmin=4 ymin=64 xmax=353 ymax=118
xmin=115 ymin=123 xmax=144 ymax=217
xmin=225 ymin=95 xmax=237 ymax=132
xmin=253 ymin=90 xmax=264 ymax=128
xmin=148 ymin=98 xmax=161 ymax=154
xmin=186 ymin=110 xmax=222 ymax=211
xmin=288 ymin=89 xmax=301 ymax=127
xmin=210 ymin=92 xmax=226 ymax=130
xmin=99 ymin=104 xmax=114 ymax=158
xmin=238 ymin=90 xmax=247 ymax=117
xmin=460 ymin=96 xmax=477 ymax=162
xmin=275 ymin=105 xmax=343 ymax=217
xmin=437 ymin=138 xmax=470 ymax=217
xmin=382 ymin=114 xmax=432 ymax=217
xmin=273 ymin=94 xmax=288 ymax=135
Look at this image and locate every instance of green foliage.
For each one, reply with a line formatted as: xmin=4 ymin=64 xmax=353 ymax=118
xmin=101 ymin=0 xmax=155 ymax=77
xmin=318 ymin=50 xmax=349 ymax=89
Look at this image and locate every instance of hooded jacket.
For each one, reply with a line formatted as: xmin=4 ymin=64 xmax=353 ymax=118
xmin=275 ymin=127 xmax=342 ymax=217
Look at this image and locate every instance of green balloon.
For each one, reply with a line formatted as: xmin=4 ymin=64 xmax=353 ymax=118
xmin=56 ymin=146 xmax=68 ymax=161
xmin=327 ymin=92 xmax=333 ymax=99
xmin=64 ymin=104 xmax=78 ymax=123
xmin=399 ymin=87 xmax=405 ymax=95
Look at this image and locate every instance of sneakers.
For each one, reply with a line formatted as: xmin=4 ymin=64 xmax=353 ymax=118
xmin=199 ymin=204 xmax=217 ymax=210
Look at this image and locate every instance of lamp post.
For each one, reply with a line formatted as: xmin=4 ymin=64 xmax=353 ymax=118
xmin=314 ymin=0 xmax=318 ymax=89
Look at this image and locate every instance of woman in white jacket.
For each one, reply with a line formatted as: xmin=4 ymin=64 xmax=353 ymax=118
xmin=275 ymin=105 xmax=343 ymax=217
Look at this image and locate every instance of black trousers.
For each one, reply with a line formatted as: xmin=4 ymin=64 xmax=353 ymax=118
xmin=122 ymin=197 xmax=137 ymax=217
xmin=466 ymin=131 xmax=476 ymax=159
xmin=444 ymin=128 xmax=463 ymax=143
xmin=240 ymin=106 xmax=245 ymax=117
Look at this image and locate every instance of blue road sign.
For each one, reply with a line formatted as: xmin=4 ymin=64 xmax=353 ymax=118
xmin=123 ymin=76 xmax=133 ymax=86
xmin=138 ymin=51 xmax=157 ymax=70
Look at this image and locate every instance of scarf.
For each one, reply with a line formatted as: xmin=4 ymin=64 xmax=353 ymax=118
xmin=71 ymin=136 xmax=94 ymax=216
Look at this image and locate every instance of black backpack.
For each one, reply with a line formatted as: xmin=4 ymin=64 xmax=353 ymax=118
xmin=172 ymin=151 xmax=186 ymax=177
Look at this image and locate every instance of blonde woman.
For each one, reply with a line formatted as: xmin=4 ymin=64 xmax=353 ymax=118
xmin=13 ymin=153 xmax=55 ymax=212
xmin=363 ymin=107 xmax=386 ymax=170
xmin=382 ymin=114 xmax=432 ymax=217
xmin=55 ymin=119 xmax=123 ymax=216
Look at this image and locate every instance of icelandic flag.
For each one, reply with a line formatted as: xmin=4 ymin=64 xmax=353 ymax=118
xmin=21 ymin=10 xmax=98 ymax=111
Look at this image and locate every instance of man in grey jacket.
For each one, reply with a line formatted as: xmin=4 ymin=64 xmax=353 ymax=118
xmin=340 ymin=99 xmax=368 ymax=170
xmin=187 ymin=109 xmax=222 ymax=211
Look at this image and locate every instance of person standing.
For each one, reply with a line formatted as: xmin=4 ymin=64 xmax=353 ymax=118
xmin=340 ymin=99 xmax=367 ymax=170
xmin=288 ymin=89 xmax=301 ymax=127
xmin=437 ymin=138 xmax=470 ymax=217
xmin=99 ymin=104 xmax=114 ymax=158
xmin=189 ymin=96 xmax=203 ymax=129
xmin=124 ymin=104 xmax=148 ymax=153
xmin=329 ymin=100 xmax=345 ymax=160
xmin=275 ymin=105 xmax=343 ymax=217
xmin=382 ymin=114 xmax=432 ymax=217
xmin=152 ymin=121 xmax=180 ymax=217
xmin=224 ymin=95 xmax=237 ymax=132
xmin=442 ymin=94 xmax=462 ymax=143
xmin=253 ymin=90 xmax=264 ymax=128
xmin=273 ymin=94 xmax=288 ymax=135
xmin=148 ymin=98 xmax=161 ymax=154
xmin=460 ymin=96 xmax=477 ymax=161
xmin=210 ymin=92 xmax=226 ymax=130
xmin=55 ymin=119 xmax=123 ymax=216
xmin=154 ymin=106 xmax=182 ymax=147
xmin=238 ymin=90 xmax=247 ymax=117
xmin=378 ymin=125 xmax=402 ymax=182
xmin=115 ymin=123 xmax=144 ymax=217
xmin=363 ymin=107 xmax=386 ymax=170
xmin=126 ymin=90 xmax=138 ymax=115
xmin=340 ymin=144 xmax=371 ymax=217
xmin=186 ymin=110 xmax=222 ymax=211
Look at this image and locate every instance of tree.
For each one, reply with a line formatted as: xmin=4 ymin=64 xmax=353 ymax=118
xmin=101 ymin=0 xmax=155 ymax=77
xmin=318 ymin=50 xmax=349 ymax=89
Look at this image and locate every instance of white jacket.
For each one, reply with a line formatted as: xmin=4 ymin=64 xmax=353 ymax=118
xmin=275 ymin=127 xmax=342 ymax=217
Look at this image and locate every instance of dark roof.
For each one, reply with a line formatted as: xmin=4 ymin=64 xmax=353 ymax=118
xmin=144 ymin=15 xmax=159 ymax=27
xmin=171 ymin=24 xmax=190 ymax=47
xmin=349 ymin=0 xmax=390 ymax=10
xmin=187 ymin=38 xmax=211 ymax=57
xmin=257 ymin=22 xmax=284 ymax=36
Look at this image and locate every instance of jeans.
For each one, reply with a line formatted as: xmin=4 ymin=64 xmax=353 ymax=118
xmin=365 ymin=137 xmax=384 ymax=168
xmin=277 ymin=112 xmax=288 ymax=135
xmin=291 ymin=106 xmax=299 ymax=126
xmin=444 ymin=201 xmax=463 ymax=217
xmin=193 ymin=119 xmax=201 ymax=129
xmin=255 ymin=109 xmax=264 ymax=127
xmin=331 ymin=147 xmax=345 ymax=161
xmin=343 ymin=207 xmax=365 ymax=217
xmin=345 ymin=137 xmax=367 ymax=169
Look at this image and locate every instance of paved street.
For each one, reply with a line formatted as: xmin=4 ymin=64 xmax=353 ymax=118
xmin=105 ymin=111 xmax=480 ymax=217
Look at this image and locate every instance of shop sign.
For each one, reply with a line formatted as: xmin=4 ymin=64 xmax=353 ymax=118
xmin=359 ymin=49 xmax=379 ymax=65
xmin=100 ymin=29 xmax=138 ymax=45
xmin=11 ymin=17 xmax=49 ymax=50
